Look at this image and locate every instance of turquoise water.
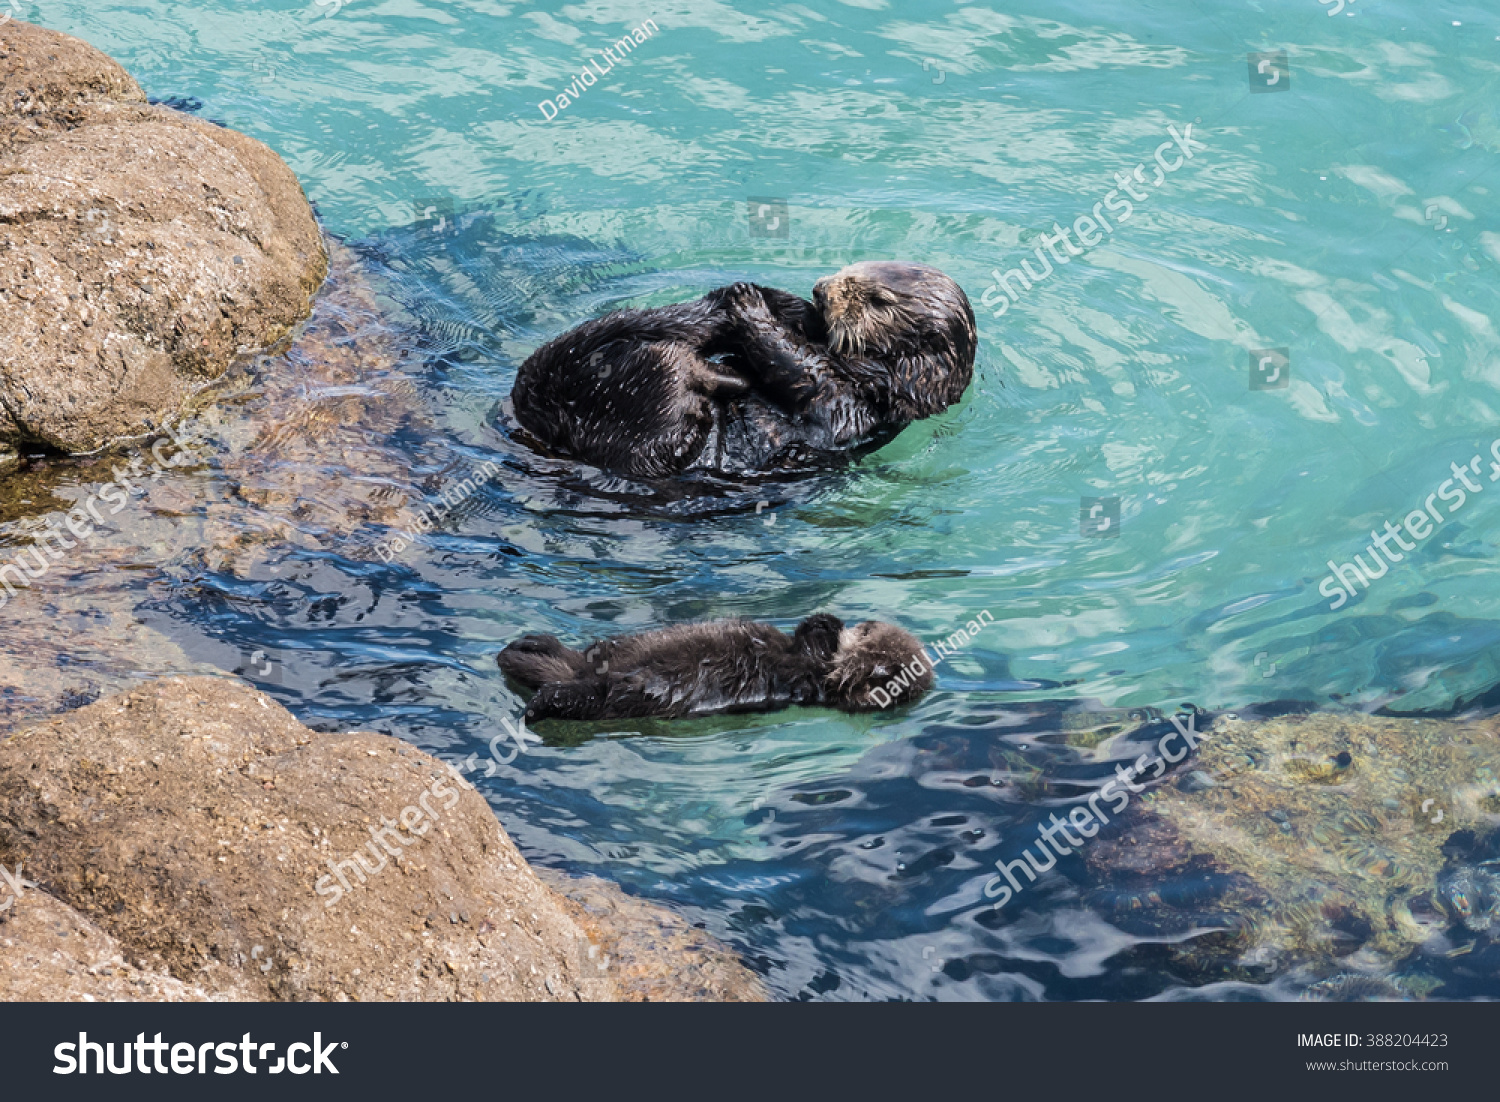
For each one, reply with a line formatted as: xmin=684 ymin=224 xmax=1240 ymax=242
xmin=21 ymin=0 xmax=1500 ymax=998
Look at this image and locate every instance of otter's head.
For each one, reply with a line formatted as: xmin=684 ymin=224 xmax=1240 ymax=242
xmin=822 ymin=620 xmax=934 ymax=713
xmin=811 ymin=261 xmax=976 ymax=365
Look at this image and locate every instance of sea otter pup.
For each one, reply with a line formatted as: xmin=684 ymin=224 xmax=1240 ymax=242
xmin=508 ymin=262 xmax=976 ymax=479
xmin=497 ymin=614 xmax=934 ymax=721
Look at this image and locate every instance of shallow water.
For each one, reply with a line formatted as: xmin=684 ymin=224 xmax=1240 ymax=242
xmin=11 ymin=0 xmax=1500 ymax=998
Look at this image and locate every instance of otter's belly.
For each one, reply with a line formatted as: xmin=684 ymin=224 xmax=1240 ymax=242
xmin=688 ymin=397 xmax=885 ymax=477
xmin=678 ymin=668 xmax=804 ymax=717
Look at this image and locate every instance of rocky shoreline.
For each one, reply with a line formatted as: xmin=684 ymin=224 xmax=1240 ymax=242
xmin=0 ymin=21 xmax=764 ymax=1003
xmin=0 ymin=677 xmax=765 ymax=1002
xmin=0 ymin=18 xmax=325 ymax=456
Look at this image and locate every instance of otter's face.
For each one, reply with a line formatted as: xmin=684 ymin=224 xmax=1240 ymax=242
xmin=824 ymin=620 xmax=934 ymax=712
xmin=812 ymin=261 xmax=969 ymax=358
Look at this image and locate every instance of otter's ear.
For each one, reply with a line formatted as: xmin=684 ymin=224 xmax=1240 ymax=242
xmin=793 ymin=614 xmax=843 ymax=660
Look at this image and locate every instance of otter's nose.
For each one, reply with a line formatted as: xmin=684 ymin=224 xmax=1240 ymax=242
xmin=812 ymin=281 xmax=828 ymax=308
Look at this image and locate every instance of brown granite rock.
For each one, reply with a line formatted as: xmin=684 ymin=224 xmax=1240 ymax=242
xmin=0 ymin=676 xmax=613 ymax=1001
xmin=0 ymin=20 xmax=326 ymax=454
xmin=0 ymin=885 xmax=253 ymax=1001
xmin=0 ymin=676 xmax=766 ymax=1002
xmin=542 ymin=871 xmax=769 ymax=1002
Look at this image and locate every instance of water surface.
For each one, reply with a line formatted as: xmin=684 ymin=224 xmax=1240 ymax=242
xmin=12 ymin=0 xmax=1500 ymax=999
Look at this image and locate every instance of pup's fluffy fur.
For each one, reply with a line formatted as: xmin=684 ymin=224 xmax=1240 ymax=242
xmin=509 ymin=262 xmax=976 ymax=479
xmin=497 ymin=614 xmax=933 ymax=721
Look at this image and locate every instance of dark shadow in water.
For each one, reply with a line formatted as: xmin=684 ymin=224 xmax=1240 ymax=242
xmin=1379 ymin=682 xmax=1500 ymax=718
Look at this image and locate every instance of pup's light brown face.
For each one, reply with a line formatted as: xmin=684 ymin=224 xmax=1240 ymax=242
xmin=812 ymin=261 xmax=951 ymax=357
xmin=824 ymin=620 xmax=933 ymax=711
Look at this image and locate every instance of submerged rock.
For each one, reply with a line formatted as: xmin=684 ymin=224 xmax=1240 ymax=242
xmin=0 ymin=677 xmax=763 ymax=1001
xmin=1084 ymin=710 xmax=1500 ymax=988
xmin=1301 ymin=973 xmax=1412 ymax=1002
xmin=0 ymin=20 xmax=326 ymax=454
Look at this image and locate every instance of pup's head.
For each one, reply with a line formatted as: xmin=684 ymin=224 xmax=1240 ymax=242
xmin=822 ymin=619 xmax=934 ymax=712
xmin=811 ymin=261 xmax=976 ymax=364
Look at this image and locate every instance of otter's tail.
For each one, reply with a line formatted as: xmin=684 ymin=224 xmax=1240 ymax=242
xmin=497 ymin=634 xmax=586 ymax=687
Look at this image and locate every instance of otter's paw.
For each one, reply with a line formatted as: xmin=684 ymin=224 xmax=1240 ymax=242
xmin=526 ymin=680 xmax=606 ymax=721
xmin=793 ymin=614 xmax=844 ymax=660
xmin=713 ymin=281 xmax=758 ymax=302
xmin=706 ymin=281 xmax=767 ymax=317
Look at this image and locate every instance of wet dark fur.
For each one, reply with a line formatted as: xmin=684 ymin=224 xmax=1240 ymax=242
xmin=497 ymin=614 xmax=933 ymax=721
xmin=509 ymin=262 xmax=976 ymax=479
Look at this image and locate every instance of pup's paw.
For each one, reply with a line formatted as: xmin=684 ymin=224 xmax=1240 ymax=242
xmin=527 ymin=680 xmax=604 ymax=721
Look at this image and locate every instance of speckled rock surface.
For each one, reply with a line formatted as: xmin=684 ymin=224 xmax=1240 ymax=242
xmin=0 ymin=677 xmax=618 ymax=1001
xmin=0 ymin=20 xmax=326 ymax=454
xmin=0 ymin=886 xmax=254 ymax=1001
xmin=541 ymin=871 xmax=769 ymax=1002
xmin=0 ymin=676 xmax=768 ymax=1002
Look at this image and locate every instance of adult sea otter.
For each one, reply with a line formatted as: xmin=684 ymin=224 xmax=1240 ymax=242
xmin=508 ymin=261 xmax=977 ymax=480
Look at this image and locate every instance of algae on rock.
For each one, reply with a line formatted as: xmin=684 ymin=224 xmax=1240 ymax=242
xmin=1085 ymin=710 xmax=1500 ymax=991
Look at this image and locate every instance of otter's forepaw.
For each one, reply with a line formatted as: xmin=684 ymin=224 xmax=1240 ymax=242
xmin=793 ymin=613 xmax=844 ymax=660
xmin=716 ymin=281 xmax=759 ymax=301
xmin=527 ymin=680 xmax=606 ymax=721
xmin=707 ymin=281 xmax=768 ymax=318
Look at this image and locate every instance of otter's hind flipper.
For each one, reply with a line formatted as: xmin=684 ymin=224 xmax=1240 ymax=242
xmin=688 ymin=358 xmax=752 ymax=398
xmin=498 ymin=635 xmax=587 ymax=688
